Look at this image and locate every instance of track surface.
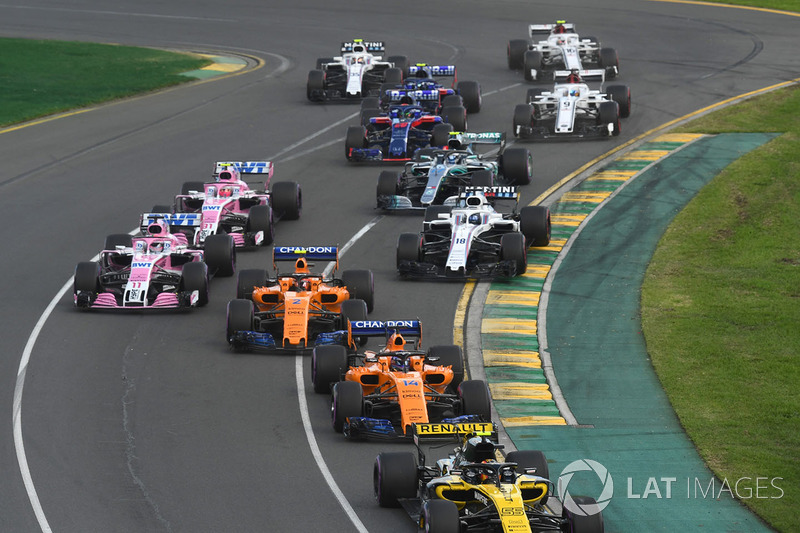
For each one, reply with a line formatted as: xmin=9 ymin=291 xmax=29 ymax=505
xmin=1 ymin=1 xmax=797 ymax=531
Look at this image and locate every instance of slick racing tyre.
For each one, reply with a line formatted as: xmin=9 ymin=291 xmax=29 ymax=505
xmin=271 ymin=181 xmax=302 ymax=220
xmin=307 ymin=69 xmax=325 ymax=100
xmin=374 ymin=452 xmax=418 ymax=507
xmin=520 ymin=205 xmax=551 ymax=247
xmin=151 ymin=204 xmax=173 ymax=213
xmin=606 ymin=85 xmax=631 ymax=118
xmin=426 ymin=345 xmax=464 ymax=391
xmin=526 ymin=88 xmax=545 ymax=104
xmin=523 ymin=50 xmax=543 ymax=81
xmin=396 ymin=233 xmax=421 ymax=267
xmin=340 ymin=298 xmax=369 ymax=346
xmin=312 ymin=345 xmax=348 ymax=394
xmin=507 ymin=39 xmax=529 ymax=70
xmin=377 ymin=171 xmax=401 ymax=198
xmin=386 ymin=55 xmax=410 ymax=77
xmin=441 ymin=105 xmax=467 ymax=132
xmin=247 ymin=204 xmax=274 ymax=246
xmin=456 ymin=80 xmax=481 ymax=113
xmin=342 ymin=269 xmax=375 ymax=313
xmin=421 ymin=500 xmax=460 ymax=533
xmin=226 ymin=299 xmax=254 ymax=345
xmin=423 ymin=205 xmax=452 ymax=230
xmin=180 ymin=261 xmax=209 ymax=306
xmin=331 ymin=381 xmax=364 ymax=433
xmin=500 ymin=148 xmax=533 ymax=185
xmin=501 ymin=232 xmax=528 ymax=275
xmin=599 ymin=47 xmax=619 ymax=79
xmin=345 ymin=126 xmax=367 ymax=161
xmin=513 ymin=104 xmax=534 ymax=137
xmin=430 ymin=123 xmax=453 ymax=148
xmin=104 ymin=233 xmax=132 ymax=250
xmin=74 ymin=261 xmax=101 ymax=294
xmin=204 ymin=234 xmax=236 ymax=277
xmin=236 ymin=269 xmax=268 ymax=300
xmin=598 ymin=101 xmax=621 ymax=137
xmin=562 ymin=496 xmax=605 ymax=533
xmin=383 ymin=67 xmax=403 ymax=85
xmin=458 ymin=380 xmax=491 ymax=421
xmin=360 ymin=108 xmax=381 ymax=126
xmin=361 ymin=96 xmax=380 ymax=111
xmin=505 ymin=450 xmax=550 ymax=481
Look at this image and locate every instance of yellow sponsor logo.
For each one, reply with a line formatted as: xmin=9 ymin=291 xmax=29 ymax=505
xmin=414 ymin=422 xmax=493 ymax=436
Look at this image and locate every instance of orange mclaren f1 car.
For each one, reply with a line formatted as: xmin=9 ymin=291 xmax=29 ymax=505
xmin=226 ymin=246 xmax=374 ymax=352
xmin=311 ymin=320 xmax=492 ymax=439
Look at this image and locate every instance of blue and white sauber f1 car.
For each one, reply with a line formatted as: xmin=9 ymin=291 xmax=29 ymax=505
xmin=508 ymin=20 xmax=619 ymax=81
xmin=513 ymin=69 xmax=631 ymax=140
xmin=396 ymin=186 xmax=550 ymax=279
xmin=307 ymin=39 xmax=409 ymax=101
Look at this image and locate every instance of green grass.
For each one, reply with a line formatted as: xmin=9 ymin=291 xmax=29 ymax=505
xmin=702 ymin=0 xmax=800 ymax=12
xmin=0 ymin=38 xmax=209 ymax=126
xmin=641 ymin=84 xmax=800 ymax=531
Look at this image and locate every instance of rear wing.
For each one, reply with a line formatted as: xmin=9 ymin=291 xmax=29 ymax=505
xmin=411 ymin=421 xmax=497 ymax=444
xmin=443 ymin=186 xmax=520 ymax=208
xmin=140 ymin=212 xmax=201 ymax=230
xmin=349 ymin=319 xmax=422 ymax=339
xmin=447 ymin=131 xmax=506 ymax=151
xmin=383 ymin=88 xmax=441 ymax=103
xmin=341 ymin=40 xmax=385 ymax=53
xmin=554 ymin=69 xmax=605 ymax=84
xmin=214 ymin=161 xmax=274 ymax=189
xmin=273 ymin=246 xmax=339 ymax=270
xmin=529 ymin=21 xmax=576 ymax=37
xmin=408 ymin=64 xmax=456 ymax=77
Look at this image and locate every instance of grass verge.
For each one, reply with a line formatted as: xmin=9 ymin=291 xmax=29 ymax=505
xmin=641 ymin=85 xmax=800 ymax=532
xmin=0 ymin=38 xmax=210 ymax=126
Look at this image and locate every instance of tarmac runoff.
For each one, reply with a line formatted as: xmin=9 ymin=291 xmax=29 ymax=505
xmin=480 ymin=132 xmax=778 ymax=531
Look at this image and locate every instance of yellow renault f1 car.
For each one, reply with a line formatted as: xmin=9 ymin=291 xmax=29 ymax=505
xmin=311 ymin=320 xmax=492 ymax=439
xmin=373 ymin=423 xmax=605 ymax=533
xmin=226 ymin=246 xmax=374 ymax=352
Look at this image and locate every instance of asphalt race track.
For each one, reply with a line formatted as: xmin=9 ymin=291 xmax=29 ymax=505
xmin=1 ymin=1 xmax=798 ymax=531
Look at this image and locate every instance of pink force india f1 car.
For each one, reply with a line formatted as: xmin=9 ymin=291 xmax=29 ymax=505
xmin=73 ymin=216 xmax=235 ymax=310
xmin=150 ymin=161 xmax=302 ymax=249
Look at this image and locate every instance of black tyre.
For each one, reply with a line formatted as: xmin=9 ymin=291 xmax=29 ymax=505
xmin=203 ymin=234 xmax=236 ymax=277
xmin=505 ymin=450 xmax=549 ymax=480
xmin=180 ymin=261 xmax=209 ymax=306
xmin=421 ymin=500 xmax=460 ymax=533
xmin=598 ymin=101 xmax=619 ymax=130
xmin=307 ymin=69 xmax=325 ymax=100
xmin=470 ymin=169 xmax=494 ymax=187
xmin=377 ymin=171 xmax=400 ymax=199
xmin=507 ymin=39 xmax=529 ymax=69
xmin=361 ymin=96 xmax=380 ymax=111
xmin=236 ymin=269 xmax=268 ymax=300
xmin=341 ymin=298 xmax=368 ymax=323
xmin=246 ymin=204 xmax=274 ymax=246
xmin=181 ymin=181 xmax=205 ymax=195
xmin=501 ymin=232 xmax=528 ymax=275
xmin=312 ymin=345 xmax=348 ymax=394
xmin=271 ymin=181 xmax=302 ymax=220
xmin=526 ymin=88 xmax=545 ymax=104
xmin=523 ymin=51 xmax=543 ymax=81
xmin=74 ymin=261 xmax=100 ymax=293
xmin=606 ymin=85 xmax=631 ymax=118
xmin=440 ymin=106 xmax=467 ymax=132
xmin=360 ymin=108 xmax=382 ymax=127
xmin=342 ymin=270 xmax=374 ymax=313
xmin=226 ymin=299 xmax=254 ymax=343
xmin=520 ymin=206 xmax=551 ymax=247
xmin=331 ymin=380 xmax=364 ymax=433
xmin=396 ymin=233 xmax=421 ymax=267
xmin=414 ymin=147 xmax=439 ymax=162
xmin=383 ymin=67 xmax=403 ymax=85
xmin=378 ymin=82 xmax=397 ymax=105
xmin=513 ymin=104 xmax=534 ymax=137
xmin=458 ymin=379 xmax=491 ymax=420
xmin=104 ymin=233 xmax=132 ymax=250
xmin=563 ymin=496 xmax=605 ymax=533
xmin=500 ymin=148 xmax=532 ymax=185
xmin=315 ymin=57 xmax=333 ymax=69
xmin=599 ymin=47 xmax=619 ymax=79
xmin=386 ymin=55 xmax=410 ymax=77
xmin=151 ymin=204 xmax=172 ymax=213
xmin=374 ymin=452 xmax=418 ymax=507
xmin=430 ymin=123 xmax=453 ymax=148
xmin=345 ymin=126 xmax=367 ymax=160
xmin=426 ymin=345 xmax=464 ymax=391
xmin=456 ymin=81 xmax=481 ymax=113
xmin=441 ymin=94 xmax=463 ymax=108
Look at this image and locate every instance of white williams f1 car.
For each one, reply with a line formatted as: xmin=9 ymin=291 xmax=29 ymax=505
xmin=513 ymin=69 xmax=631 ymax=140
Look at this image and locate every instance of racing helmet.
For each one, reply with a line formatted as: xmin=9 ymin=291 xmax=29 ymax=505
xmin=356 ymin=56 xmax=365 ymax=64
xmin=468 ymin=213 xmax=482 ymax=225
xmin=500 ymin=466 xmax=516 ymax=484
xmin=462 ymin=436 xmax=497 ymax=463
xmin=219 ymin=186 xmax=233 ymax=198
xmin=404 ymin=107 xmax=418 ymax=119
xmin=446 ymin=153 xmax=458 ymax=164
xmin=553 ymin=22 xmax=567 ymax=34
xmin=148 ymin=241 xmax=165 ymax=254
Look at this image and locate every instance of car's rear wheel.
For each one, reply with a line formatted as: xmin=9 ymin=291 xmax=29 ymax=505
xmin=312 ymin=345 xmax=348 ymax=394
xmin=342 ymin=270 xmax=374 ymax=313
xmin=456 ymin=81 xmax=481 ymax=113
xmin=360 ymin=108 xmax=382 ymax=127
xmin=507 ymin=39 xmax=529 ymax=69
xmin=247 ymin=204 xmax=274 ymax=246
xmin=501 ymin=232 xmax=528 ymax=275
xmin=271 ymin=181 xmax=302 ymax=220
xmin=396 ymin=233 xmax=421 ymax=267
xmin=500 ymin=148 xmax=533 ymax=185
xmin=180 ymin=261 xmax=209 ymax=306
xmin=520 ymin=205 xmax=551 ymax=247
xmin=151 ymin=204 xmax=172 ymax=213
xmin=374 ymin=452 xmax=418 ymax=507
xmin=458 ymin=380 xmax=491 ymax=420
xmin=331 ymin=381 xmax=364 ymax=433
xmin=421 ymin=500 xmax=460 ymax=533
xmin=226 ymin=299 xmax=254 ymax=344
xmin=386 ymin=55 xmax=410 ymax=77
xmin=426 ymin=345 xmax=464 ymax=391
xmin=236 ymin=269 xmax=268 ymax=300
xmin=345 ymin=126 xmax=367 ymax=160
xmin=506 ymin=450 xmax=550 ymax=505
xmin=203 ymin=234 xmax=236 ymax=277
